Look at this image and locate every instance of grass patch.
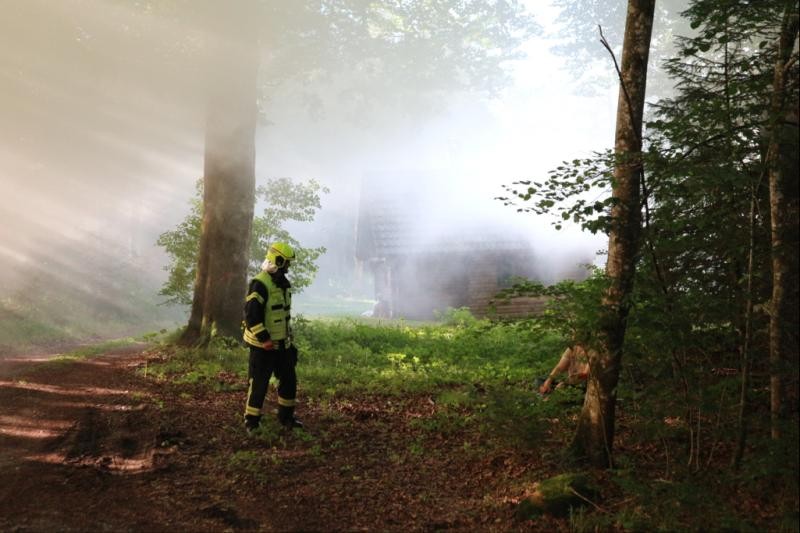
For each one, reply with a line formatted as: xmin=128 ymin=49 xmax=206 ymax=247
xmin=146 ymin=315 xmax=570 ymax=458
xmin=247 ymin=418 xmax=285 ymax=447
xmin=227 ymin=450 xmax=272 ymax=484
xmin=63 ymin=337 xmax=142 ymax=358
xmin=143 ymin=313 xmax=797 ymax=532
xmin=38 ymin=337 xmax=147 ymax=369
xmin=143 ymin=335 xmax=247 ymax=384
xmin=0 ymin=294 xmax=181 ymax=356
xmin=409 ymin=410 xmax=471 ymax=436
xmin=294 ymin=316 xmax=563 ymax=398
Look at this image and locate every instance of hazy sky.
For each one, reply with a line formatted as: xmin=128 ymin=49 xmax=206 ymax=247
xmin=0 ymin=0 xmax=632 ymax=301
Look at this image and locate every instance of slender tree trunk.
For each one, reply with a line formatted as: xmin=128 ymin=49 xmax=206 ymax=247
xmin=767 ymin=8 xmax=799 ymax=440
xmin=571 ymin=0 xmax=655 ymax=467
xmin=733 ymin=185 xmax=759 ymax=468
xmin=182 ymin=1 xmax=259 ymax=343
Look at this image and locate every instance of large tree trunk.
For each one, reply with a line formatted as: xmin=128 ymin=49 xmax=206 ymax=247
xmin=181 ymin=1 xmax=259 ymax=344
xmin=767 ymin=8 xmax=799 ymax=440
xmin=181 ymin=206 xmax=211 ymax=344
xmin=571 ymin=0 xmax=655 ymax=467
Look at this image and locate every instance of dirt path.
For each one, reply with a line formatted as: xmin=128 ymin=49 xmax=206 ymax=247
xmin=0 ymin=346 xmax=251 ymax=531
xmin=0 ymin=347 xmax=562 ymax=532
xmin=0 ymin=347 xmax=214 ymax=531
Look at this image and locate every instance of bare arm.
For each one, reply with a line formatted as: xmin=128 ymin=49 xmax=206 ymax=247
xmin=551 ymin=348 xmax=573 ymax=376
xmin=539 ymin=348 xmax=572 ymax=393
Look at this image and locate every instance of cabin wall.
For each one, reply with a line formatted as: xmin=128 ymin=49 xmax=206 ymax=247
xmin=380 ymin=251 xmax=545 ymax=320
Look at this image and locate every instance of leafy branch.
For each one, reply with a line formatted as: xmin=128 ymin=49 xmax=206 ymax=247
xmin=496 ymin=150 xmax=618 ymax=234
xmin=157 ymin=177 xmax=329 ymax=305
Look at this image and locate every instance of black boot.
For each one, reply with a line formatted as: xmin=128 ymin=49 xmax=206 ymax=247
xmin=244 ymin=414 xmax=261 ymax=433
xmin=277 ymin=405 xmax=303 ymax=429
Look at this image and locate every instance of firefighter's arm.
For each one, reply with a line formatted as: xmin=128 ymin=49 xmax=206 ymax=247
xmin=245 ymin=280 xmax=274 ymax=350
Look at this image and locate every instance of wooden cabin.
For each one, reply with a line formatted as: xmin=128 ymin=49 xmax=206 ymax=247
xmin=355 ymin=171 xmax=552 ymax=320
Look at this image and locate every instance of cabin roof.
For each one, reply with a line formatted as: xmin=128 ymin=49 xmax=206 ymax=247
xmin=355 ymin=170 xmax=534 ymax=260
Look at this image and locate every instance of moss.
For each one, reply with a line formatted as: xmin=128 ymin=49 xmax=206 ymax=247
xmin=516 ymin=472 xmax=594 ymax=519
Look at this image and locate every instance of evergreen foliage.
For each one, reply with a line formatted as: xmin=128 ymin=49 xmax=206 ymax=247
xmin=501 ymin=0 xmax=799 ymax=469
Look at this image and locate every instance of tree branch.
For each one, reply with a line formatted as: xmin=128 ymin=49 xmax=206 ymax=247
xmin=599 ymin=25 xmax=641 ymax=145
xmin=783 ymin=52 xmax=798 ymax=76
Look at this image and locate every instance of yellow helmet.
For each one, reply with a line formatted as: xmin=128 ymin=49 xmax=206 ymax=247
xmin=266 ymin=242 xmax=295 ymax=268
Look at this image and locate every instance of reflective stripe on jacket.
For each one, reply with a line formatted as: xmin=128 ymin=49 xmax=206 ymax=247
xmin=243 ymin=271 xmax=291 ymax=346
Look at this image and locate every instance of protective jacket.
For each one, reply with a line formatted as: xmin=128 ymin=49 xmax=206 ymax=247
xmin=243 ymin=270 xmax=292 ymax=347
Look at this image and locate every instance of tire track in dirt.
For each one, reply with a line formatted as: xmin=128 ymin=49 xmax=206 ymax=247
xmin=0 ymin=346 xmax=235 ymax=532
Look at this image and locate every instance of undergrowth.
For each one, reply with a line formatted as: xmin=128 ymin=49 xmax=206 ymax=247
xmin=144 ymin=312 xmax=564 ymax=398
xmin=141 ymin=310 xmax=798 ymax=532
xmin=0 ymin=290 xmax=181 ymax=355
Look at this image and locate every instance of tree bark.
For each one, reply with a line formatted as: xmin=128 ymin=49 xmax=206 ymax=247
xmin=767 ymin=7 xmax=799 ymax=440
xmin=733 ymin=186 xmax=759 ymax=468
xmin=571 ymin=0 xmax=655 ymax=467
xmin=182 ymin=1 xmax=259 ymax=343
xmin=180 ymin=202 xmax=211 ymax=344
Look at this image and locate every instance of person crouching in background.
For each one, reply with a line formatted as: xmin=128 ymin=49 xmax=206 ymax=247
xmin=536 ymin=342 xmax=593 ymax=395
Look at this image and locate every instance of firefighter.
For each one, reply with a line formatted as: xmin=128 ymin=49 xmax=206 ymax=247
xmin=242 ymin=242 xmax=303 ymax=432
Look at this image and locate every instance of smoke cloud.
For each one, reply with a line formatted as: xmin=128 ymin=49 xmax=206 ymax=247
xmin=1 ymin=0 xmax=614 ymax=329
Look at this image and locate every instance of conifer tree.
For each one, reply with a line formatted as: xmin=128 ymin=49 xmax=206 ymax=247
xmin=502 ymin=0 xmax=799 ymax=467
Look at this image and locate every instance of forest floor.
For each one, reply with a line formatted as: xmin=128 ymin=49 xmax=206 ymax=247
xmin=1 ymin=342 xmax=796 ymax=532
xmin=0 ymin=345 xmax=569 ymax=532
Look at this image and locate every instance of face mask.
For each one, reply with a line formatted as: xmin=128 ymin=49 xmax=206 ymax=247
xmin=262 ymin=259 xmax=278 ymax=273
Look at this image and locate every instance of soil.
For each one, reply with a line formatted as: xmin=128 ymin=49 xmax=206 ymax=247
xmin=0 ymin=346 xmax=566 ymax=532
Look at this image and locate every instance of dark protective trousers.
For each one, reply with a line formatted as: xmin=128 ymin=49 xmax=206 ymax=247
xmin=244 ymin=344 xmax=297 ymax=419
